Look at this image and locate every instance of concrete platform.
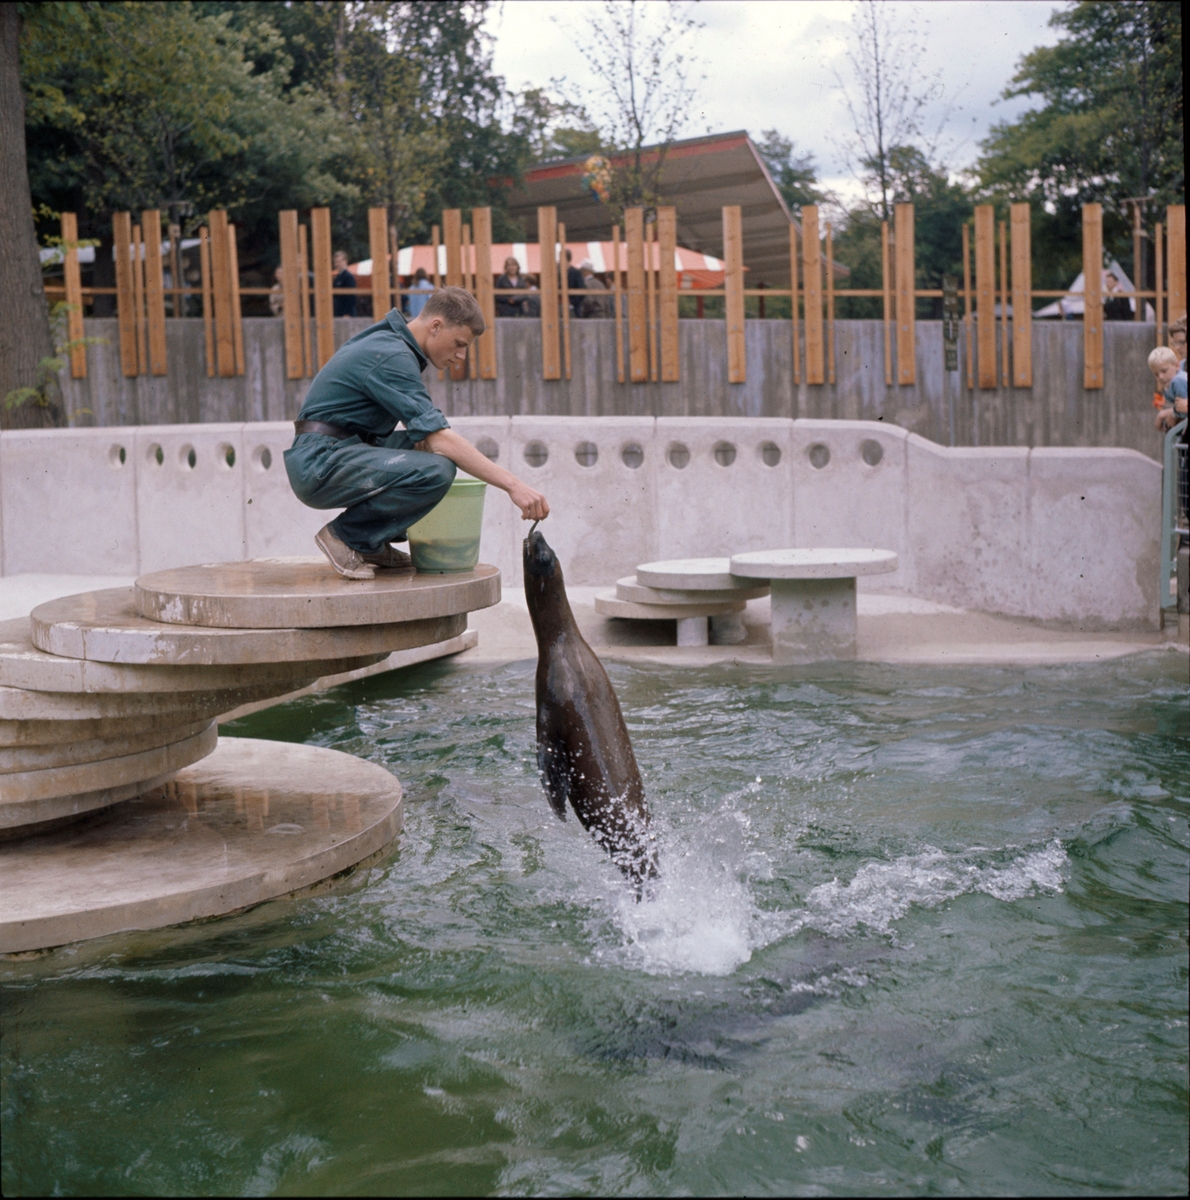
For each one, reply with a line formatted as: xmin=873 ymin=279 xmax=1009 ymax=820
xmin=0 ymin=737 xmax=403 ymax=953
xmin=1 ymin=717 xmax=212 ymax=771
xmin=615 ymin=574 xmax=768 ymax=604
xmin=135 ymin=559 xmax=500 ymax=628
xmin=636 ymin=558 xmax=761 ymax=591
xmin=594 ymin=592 xmax=746 ymax=621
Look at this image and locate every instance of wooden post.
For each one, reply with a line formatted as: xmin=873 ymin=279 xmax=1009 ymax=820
xmin=310 ymin=207 xmax=334 ymax=370
xmin=1010 ymin=203 xmax=1033 ymax=387
xmin=789 ymin=222 xmax=801 ymax=385
xmin=113 ymin=213 xmax=137 ymax=377
xmin=538 ymin=205 xmax=561 ymax=380
xmin=1131 ymin=201 xmax=1145 ymax=322
xmin=463 ymin=221 xmax=478 ymax=380
xmin=657 ymin=205 xmax=679 ymax=382
xmin=298 ymin=223 xmax=314 ymax=377
xmin=1082 ymin=202 xmax=1104 ymax=389
xmin=645 ymin=221 xmax=658 ymax=382
xmin=974 ymin=205 xmax=997 ymax=388
xmin=802 ymin=206 xmax=824 ymax=384
xmin=443 ymin=209 xmax=462 ymax=286
xmin=131 ymin=223 xmax=148 ymax=376
xmin=168 ymin=223 xmax=182 ymax=318
xmin=472 ymin=206 xmax=497 ymax=379
xmin=1154 ymin=221 xmax=1164 ymax=346
xmin=895 ymin=202 xmax=915 ymax=385
xmin=60 ymin=212 xmax=86 ymax=378
xmin=199 ymin=225 xmax=214 ymax=377
xmin=389 ymin=225 xmax=401 ymax=312
xmin=1167 ymin=205 xmax=1186 ymax=328
xmin=962 ymin=221 xmax=974 ymax=390
xmin=559 ymin=221 xmax=572 ymax=381
xmin=624 ymin=207 xmax=647 ymax=382
xmin=998 ymin=219 xmax=1009 ymax=388
xmin=208 ymin=210 xmax=236 ymax=377
xmin=367 ymin=207 xmax=390 ymax=318
xmin=228 ymin=223 xmax=244 ymax=376
xmin=825 ymin=221 xmax=836 ymax=385
xmin=142 ymin=210 xmax=167 ymax=376
xmin=723 ymin=204 xmax=746 ymax=384
xmin=612 ymin=223 xmax=625 ymax=384
xmin=881 ymin=219 xmax=892 ymax=386
xmin=431 ymin=224 xmax=442 ymax=288
xmin=278 ymin=211 xmax=304 ymax=379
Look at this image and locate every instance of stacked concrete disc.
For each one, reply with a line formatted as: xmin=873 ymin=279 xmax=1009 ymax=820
xmin=0 ymin=558 xmax=500 ymax=952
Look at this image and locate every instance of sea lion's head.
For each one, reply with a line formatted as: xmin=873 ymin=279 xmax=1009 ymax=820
xmin=523 ymin=527 xmax=559 ymax=580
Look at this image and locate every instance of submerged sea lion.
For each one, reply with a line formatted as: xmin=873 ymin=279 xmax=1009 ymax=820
xmin=523 ymin=527 xmax=658 ymax=888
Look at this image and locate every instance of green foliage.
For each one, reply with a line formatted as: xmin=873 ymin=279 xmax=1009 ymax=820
xmin=3 ymin=301 xmax=103 ymax=420
xmin=755 ymin=131 xmax=824 ymax=215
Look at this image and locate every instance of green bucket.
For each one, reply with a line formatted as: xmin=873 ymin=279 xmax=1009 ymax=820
xmin=407 ymin=476 xmax=487 ymax=573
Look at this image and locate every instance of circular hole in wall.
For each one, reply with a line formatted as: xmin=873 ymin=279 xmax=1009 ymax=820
xmin=621 ymin=443 xmax=644 ymax=469
xmin=180 ymin=445 xmax=197 ymax=469
xmin=760 ymin=441 xmax=782 ymax=467
xmin=808 ymin=443 xmax=831 ymax=469
xmin=575 ymin=441 xmax=598 ymax=467
xmin=219 ymin=444 xmax=236 ymax=469
xmin=148 ymin=443 xmax=164 ymax=466
xmin=861 ymin=439 xmax=884 ymax=467
xmin=713 ymin=441 xmax=737 ymax=467
xmin=667 ymin=442 xmax=690 ymax=469
xmin=253 ymin=446 xmax=273 ymax=471
xmin=476 ymin=437 xmax=499 ymax=462
xmin=523 ymin=441 xmax=548 ymax=468
xmin=109 ymin=444 xmax=127 ymax=468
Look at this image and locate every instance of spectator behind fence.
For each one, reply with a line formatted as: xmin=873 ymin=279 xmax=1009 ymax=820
xmin=495 ymin=257 xmax=528 ymax=317
xmin=579 ymin=260 xmax=609 ymax=317
xmin=1103 ymin=271 xmax=1133 ymax=322
xmin=1151 ymin=344 xmax=1187 ymax=433
xmin=332 ymin=251 xmax=357 ymax=317
xmin=564 ymin=250 xmax=585 ymax=317
xmin=1168 ymin=313 xmax=1187 ymax=370
xmin=269 ymin=265 xmax=285 ymax=316
xmin=524 ymin=276 xmax=541 ymax=318
xmin=407 ymin=267 xmax=433 ymax=317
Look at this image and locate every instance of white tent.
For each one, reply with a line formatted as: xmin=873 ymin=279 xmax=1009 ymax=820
xmin=1035 ymin=258 xmax=1154 ymax=320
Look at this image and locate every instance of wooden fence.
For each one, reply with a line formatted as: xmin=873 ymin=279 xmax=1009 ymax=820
xmin=46 ymin=202 xmax=1186 ymax=392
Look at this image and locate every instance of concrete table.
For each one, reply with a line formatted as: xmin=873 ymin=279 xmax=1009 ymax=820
xmin=729 ymin=548 xmax=898 ymax=664
xmin=631 ymin=559 xmax=766 ymax=645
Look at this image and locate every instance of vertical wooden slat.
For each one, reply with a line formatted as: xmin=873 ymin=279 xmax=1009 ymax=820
xmin=1167 ymin=205 xmax=1186 ymax=329
xmin=168 ymin=223 xmax=182 ymax=318
xmin=962 ymin=222 xmax=974 ymax=390
xmin=612 ymin=224 xmax=625 ymax=384
xmin=1082 ymin=202 xmax=1103 ymax=389
xmin=472 ymin=206 xmax=497 ymax=379
xmin=389 ymin=224 xmax=401 ymax=313
xmin=998 ymin=219 xmax=1009 ymax=387
xmin=298 ymin=222 xmax=313 ymax=377
xmin=894 ymin=202 xmax=915 ymax=385
xmin=459 ymin=221 xmax=477 ymax=381
xmin=559 ymin=222 xmax=572 ymax=381
xmin=60 ymin=212 xmax=86 ymax=378
xmin=881 ymin=220 xmax=892 ymax=385
xmin=443 ymin=209 xmax=462 ymax=287
xmin=657 ymin=206 xmax=679 ymax=383
xmin=802 ymin=206 xmax=824 ymax=385
xmin=645 ymin=222 xmax=658 ymax=382
xmin=789 ymin=223 xmax=801 ymax=385
xmin=825 ymin=221 xmax=836 ymax=385
xmin=278 ymin=211 xmax=303 ymax=379
xmin=538 ymin=206 xmax=561 ymax=381
xmin=368 ymin=207 xmax=390 ymax=318
xmin=1131 ymin=202 xmax=1144 ymax=322
xmin=208 ymin=210 xmax=236 ymax=377
xmin=310 ymin=206 xmax=334 ymax=369
xmin=228 ymin=224 xmax=244 ymax=376
xmin=1153 ymin=221 xmax=1164 ymax=347
xmin=1010 ymin=203 xmax=1032 ymax=387
xmin=142 ymin=210 xmax=167 ymax=375
xmin=624 ymin=207 xmax=647 ymax=382
xmin=199 ymin=225 xmax=214 ymax=377
xmin=431 ymin=224 xmax=441 ymax=288
xmin=131 ymin=223 xmax=147 ymax=375
xmin=723 ymin=204 xmax=746 ymax=384
xmin=113 ymin=213 xmax=137 ymax=376
xmin=974 ymin=205 xmax=997 ymax=388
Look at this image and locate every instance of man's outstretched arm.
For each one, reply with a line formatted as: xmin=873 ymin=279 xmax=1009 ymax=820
xmin=416 ymin=428 xmax=550 ymax=521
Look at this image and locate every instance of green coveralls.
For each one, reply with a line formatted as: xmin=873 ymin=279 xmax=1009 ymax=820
xmin=284 ymin=310 xmax=456 ymax=555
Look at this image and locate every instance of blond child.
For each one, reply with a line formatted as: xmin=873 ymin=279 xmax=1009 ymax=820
xmin=1151 ymin=345 xmax=1187 ymax=432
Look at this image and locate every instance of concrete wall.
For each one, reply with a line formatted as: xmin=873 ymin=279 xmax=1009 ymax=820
xmin=63 ymin=317 xmax=1165 ymax=459
xmin=1 ymin=418 xmax=1161 ymax=629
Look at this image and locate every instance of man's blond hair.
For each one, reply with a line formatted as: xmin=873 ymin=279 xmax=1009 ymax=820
xmin=421 ymin=286 xmax=485 ymax=336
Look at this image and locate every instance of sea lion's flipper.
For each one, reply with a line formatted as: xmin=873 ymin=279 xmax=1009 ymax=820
xmin=536 ymin=707 xmax=571 ymax=819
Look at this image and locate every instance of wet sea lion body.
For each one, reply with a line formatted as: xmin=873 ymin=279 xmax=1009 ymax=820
xmin=523 ymin=528 xmax=658 ymax=888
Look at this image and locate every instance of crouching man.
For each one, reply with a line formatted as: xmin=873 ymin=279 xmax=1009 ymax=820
xmin=285 ymin=286 xmax=548 ymax=579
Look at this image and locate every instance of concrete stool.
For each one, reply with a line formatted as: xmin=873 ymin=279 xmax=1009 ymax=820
xmin=729 ymin=549 xmax=897 ymax=664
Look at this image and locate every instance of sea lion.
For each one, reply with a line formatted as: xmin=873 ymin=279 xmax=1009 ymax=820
xmin=523 ymin=527 xmax=658 ymax=889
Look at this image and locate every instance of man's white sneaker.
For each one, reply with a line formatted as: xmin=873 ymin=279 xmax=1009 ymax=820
xmin=315 ymin=524 xmax=376 ymax=580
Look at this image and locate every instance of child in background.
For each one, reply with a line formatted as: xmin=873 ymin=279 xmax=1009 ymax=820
xmin=1153 ymin=337 xmax=1188 ymax=433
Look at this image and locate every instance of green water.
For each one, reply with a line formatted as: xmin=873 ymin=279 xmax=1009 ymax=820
xmin=3 ymin=653 xmax=1187 ymax=1196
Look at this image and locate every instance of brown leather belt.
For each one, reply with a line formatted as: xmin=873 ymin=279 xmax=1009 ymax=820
xmin=294 ymin=419 xmax=357 ymax=439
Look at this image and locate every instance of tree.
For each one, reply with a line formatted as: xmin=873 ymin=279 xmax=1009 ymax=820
xmin=1 ymin=4 xmax=60 ymax=429
xmin=754 ymin=131 xmax=824 ymax=215
xmin=833 ymin=0 xmax=947 ymax=221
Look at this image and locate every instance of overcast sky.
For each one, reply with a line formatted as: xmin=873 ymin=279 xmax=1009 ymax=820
xmin=486 ymin=0 xmax=1063 ymax=202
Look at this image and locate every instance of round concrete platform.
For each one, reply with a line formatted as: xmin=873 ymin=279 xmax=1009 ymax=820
xmin=636 ymin=558 xmax=762 ymax=591
xmin=0 ymin=617 xmax=384 ymax=694
xmin=0 ymin=737 xmax=403 ymax=953
xmin=729 ymin=548 xmax=899 ymax=579
xmin=135 ymin=559 xmax=501 ymax=629
xmin=614 ymin=575 xmax=769 ymax=604
xmin=594 ymin=591 xmax=746 ymax=620
xmin=1 ymin=717 xmax=212 ymax=772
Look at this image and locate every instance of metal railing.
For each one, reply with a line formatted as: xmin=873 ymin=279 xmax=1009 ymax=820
xmin=1160 ymin=417 xmax=1187 ymax=616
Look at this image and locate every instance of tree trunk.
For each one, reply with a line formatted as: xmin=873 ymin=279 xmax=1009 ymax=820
xmin=0 ymin=6 xmax=62 ymax=430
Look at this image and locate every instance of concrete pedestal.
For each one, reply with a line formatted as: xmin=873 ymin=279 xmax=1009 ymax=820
xmin=676 ymin=616 xmax=709 ymax=646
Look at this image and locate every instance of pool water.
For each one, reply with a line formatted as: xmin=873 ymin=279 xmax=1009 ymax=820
xmin=3 ymin=653 xmax=1187 ymax=1196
